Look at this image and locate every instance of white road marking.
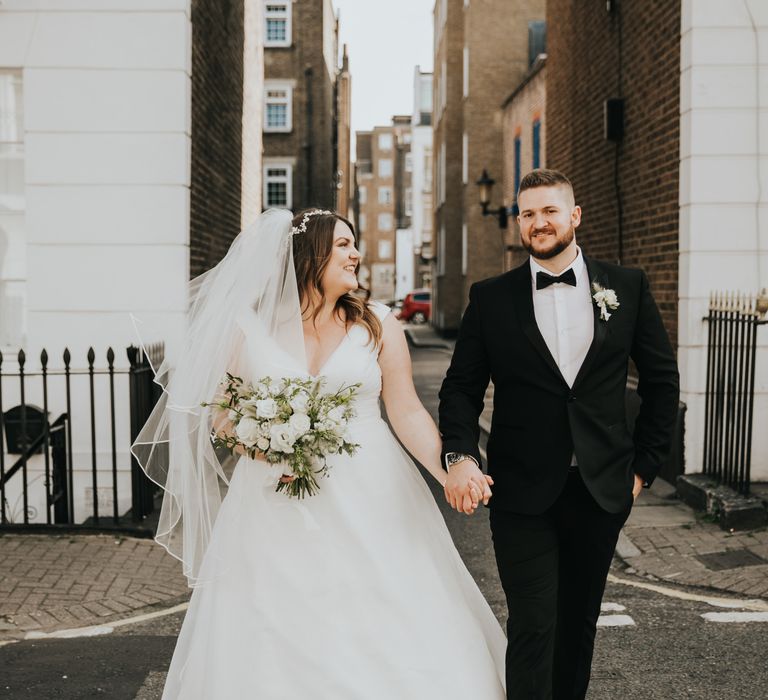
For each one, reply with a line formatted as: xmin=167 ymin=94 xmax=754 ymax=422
xmin=607 ymin=573 xmax=768 ymax=612
xmin=26 ymin=625 xmax=114 ymax=640
xmin=6 ymin=602 xmax=191 ymax=642
xmin=701 ymin=612 xmax=768 ymax=623
xmin=600 ymin=602 xmax=627 ymax=612
xmin=597 ymin=614 xmax=635 ymax=627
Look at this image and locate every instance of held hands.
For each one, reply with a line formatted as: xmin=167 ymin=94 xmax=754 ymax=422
xmin=443 ymin=460 xmax=494 ymax=516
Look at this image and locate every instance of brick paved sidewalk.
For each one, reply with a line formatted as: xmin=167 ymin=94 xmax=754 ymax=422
xmin=0 ymin=534 xmax=188 ymax=640
xmin=619 ymin=479 xmax=768 ymax=599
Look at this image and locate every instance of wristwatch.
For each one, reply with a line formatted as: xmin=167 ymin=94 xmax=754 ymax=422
xmin=444 ymin=452 xmax=480 ymax=471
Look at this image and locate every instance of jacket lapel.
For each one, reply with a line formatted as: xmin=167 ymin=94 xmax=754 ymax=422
xmin=571 ymin=255 xmax=609 ymax=390
xmin=509 ymin=261 xmax=569 ymax=387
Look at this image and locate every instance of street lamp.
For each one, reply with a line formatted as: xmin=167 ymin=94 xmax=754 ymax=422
xmin=476 ymin=170 xmax=508 ymax=229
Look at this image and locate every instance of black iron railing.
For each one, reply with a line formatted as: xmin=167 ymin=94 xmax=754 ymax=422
xmin=703 ymin=292 xmax=767 ymax=495
xmin=0 ymin=343 xmax=164 ymax=530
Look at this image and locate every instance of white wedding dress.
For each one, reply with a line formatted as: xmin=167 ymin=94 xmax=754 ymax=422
xmin=162 ymin=302 xmax=506 ymax=699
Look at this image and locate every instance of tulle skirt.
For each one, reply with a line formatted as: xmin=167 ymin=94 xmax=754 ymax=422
xmin=162 ymin=417 xmax=506 ymax=699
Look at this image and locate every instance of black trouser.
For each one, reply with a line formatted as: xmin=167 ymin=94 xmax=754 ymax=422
xmin=489 ymin=469 xmax=633 ymax=700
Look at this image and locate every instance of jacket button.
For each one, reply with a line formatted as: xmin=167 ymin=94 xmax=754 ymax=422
xmin=567 ymin=395 xmax=576 ymax=403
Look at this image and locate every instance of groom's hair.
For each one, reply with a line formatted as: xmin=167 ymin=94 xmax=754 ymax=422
xmin=518 ymin=169 xmax=574 ymax=203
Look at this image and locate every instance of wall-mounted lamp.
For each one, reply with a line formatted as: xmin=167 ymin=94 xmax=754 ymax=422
xmin=476 ymin=170 xmax=508 ymax=229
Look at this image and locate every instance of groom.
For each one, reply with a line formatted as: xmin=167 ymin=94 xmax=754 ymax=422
xmin=439 ymin=168 xmax=679 ymax=699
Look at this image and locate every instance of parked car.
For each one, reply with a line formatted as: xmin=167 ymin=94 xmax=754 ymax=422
xmin=397 ymin=289 xmax=431 ymax=324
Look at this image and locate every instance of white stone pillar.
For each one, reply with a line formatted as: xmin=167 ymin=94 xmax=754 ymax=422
xmin=679 ymin=0 xmax=768 ymax=480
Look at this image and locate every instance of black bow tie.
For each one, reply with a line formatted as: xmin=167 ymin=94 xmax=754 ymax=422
xmin=535 ymin=268 xmax=577 ymax=290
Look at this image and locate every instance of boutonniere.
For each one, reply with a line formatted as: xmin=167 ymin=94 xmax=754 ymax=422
xmin=591 ymin=281 xmax=620 ymax=321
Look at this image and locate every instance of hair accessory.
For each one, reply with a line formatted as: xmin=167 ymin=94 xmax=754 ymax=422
xmin=291 ymin=210 xmax=334 ymax=236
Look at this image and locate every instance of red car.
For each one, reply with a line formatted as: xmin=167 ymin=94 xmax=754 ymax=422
xmin=398 ymin=289 xmax=431 ymax=324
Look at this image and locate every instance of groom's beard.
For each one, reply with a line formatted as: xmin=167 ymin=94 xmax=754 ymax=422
xmin=523 ymin=225 xmax=575 ymax=260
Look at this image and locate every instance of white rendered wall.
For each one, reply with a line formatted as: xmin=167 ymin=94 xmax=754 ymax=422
xmin=0 ymin=1 xmax=191 ymax=521
xmin=410 ymin=124 xmax=433 ymax=253
xmin=395 ymin=228 xmax=415 ymax=300
xmin=679 ymin=0 xmax=768 ymax=480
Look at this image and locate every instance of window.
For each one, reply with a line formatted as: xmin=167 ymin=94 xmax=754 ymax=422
xmin=357 ymin=213 xmax=366 ymax=232
xmin=378 ymin=158 xmax=392 ymax=178
xmin=462 ymin=133 xmax=468 ymax=185
xmin=437 ymin=224 xmax=446 ymax=276
xmin=264 ymin=82 xmax=292 ymax=132
xmin=378 ymin=133 xmax=393 ymax=151
xmin=532 ymin=119 xmax=541 ymax=169
xmin=404 ymin=153 xmax=413 ymax=172
xmin=463 ymin=46 xmax=469 ymax=98
xmin=439 ymin=143 xmax=446 ymax=204
xmin=514 ymin=133 xmax=521 ymax=200
xmin=440 ymin=60 xmax=447 ymax=111
xmin=378 ymin=213 xmax=393 ymax=231
xmin=423 ymin=203 xmax=432 ymax=232
xmin=378 ymin=187 xmax=392 ymax=205
xmin=528 ymin=20 xmax=547 ymax=68
xmin=265 ymin=3 xmax=291 ymax=47
xmin=358 ymin=185 xmax=367 ymax=204
xmin=263 ymin=163 xmax=293 ymax=208
xmin=378 ymin=240 xmax=392 ymax=260
xmin=424 ymin=151 xmax=432 ymax=189
xmin=405 ymin=187 xmax=413 ymax=216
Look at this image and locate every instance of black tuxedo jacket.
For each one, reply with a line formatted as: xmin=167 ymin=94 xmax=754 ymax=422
xmin=438 ymin=257 xmax=680 ymax=514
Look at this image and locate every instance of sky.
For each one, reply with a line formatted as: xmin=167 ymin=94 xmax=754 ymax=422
xmin=332 ymin=0 xmax=435 ymax=140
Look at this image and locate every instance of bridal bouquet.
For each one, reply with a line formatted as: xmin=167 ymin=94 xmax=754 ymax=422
xmin=203 ymin=374 xmax=361 ymax=499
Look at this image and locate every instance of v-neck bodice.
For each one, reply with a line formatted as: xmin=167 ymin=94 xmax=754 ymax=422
xmin=238 ymin=301 xmax=391 ymax=422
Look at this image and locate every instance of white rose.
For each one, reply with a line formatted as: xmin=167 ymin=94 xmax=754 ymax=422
xmin=289 ymin=391 xmax=310 ymax=413
xmin=256 ymin=398 xmax=278 ymax=419
xmin=326 ymin=406 xmax=346 ymax=426
xmin=288 ymin=412 xmax=311 ymax=436
xmin=604 ymin=290 xmax=619 ymax=307
xmin=256 ymin=437 xmax=270 ymax=452
xmin=235 ymin=417 xmax=261 ymax=447
xmin=227 ymin=409 xmax=239 ymax=422
xmin=269 ymin=423 xmax=296 ymax=454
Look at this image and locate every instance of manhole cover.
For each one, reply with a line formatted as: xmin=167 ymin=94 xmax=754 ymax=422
xmin=696 ymin=549 xmax=767 ymax=571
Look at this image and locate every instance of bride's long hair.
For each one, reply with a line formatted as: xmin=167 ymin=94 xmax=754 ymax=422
xmin=291 ymin=209 xmax=382 ymax=346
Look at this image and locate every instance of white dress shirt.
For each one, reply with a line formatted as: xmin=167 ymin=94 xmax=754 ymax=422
xmin=530 ymin=249 xmax=594 ymax=468
xmin=529 ymin=248 xmax=594 ymax=388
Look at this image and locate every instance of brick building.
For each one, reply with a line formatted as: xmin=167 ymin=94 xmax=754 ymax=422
xmin=501 ymin=52 xmax=546 ymax=271
xmin=544 ymin=0 xmax=768 ymax=481
xmin=190 ymin=0 xmax=263 ymax=277
xmin=432 ymin=0 xmax=545 ymax=334
xmin=262 ymin=0 xmax=348 ymax=214
xmin=545 ymin=0 xmax=680 ymax=344
xmin=354 ymin=119 xmax=412 ymax=301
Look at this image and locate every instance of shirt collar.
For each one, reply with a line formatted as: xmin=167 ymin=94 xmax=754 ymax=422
xmin=529 ymin=247 xmax=585 ymax=286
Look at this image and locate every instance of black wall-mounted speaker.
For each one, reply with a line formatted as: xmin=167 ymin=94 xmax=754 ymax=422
xmin=604 ymin=97 xmax=624 ymax=142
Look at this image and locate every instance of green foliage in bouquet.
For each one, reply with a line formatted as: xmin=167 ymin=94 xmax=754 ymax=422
xmin=202 ymin=373 xmax=362 ymax=498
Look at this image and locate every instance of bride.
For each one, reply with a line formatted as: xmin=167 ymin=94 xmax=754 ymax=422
xmin=132 ymin=208 xmax=506 ymax=698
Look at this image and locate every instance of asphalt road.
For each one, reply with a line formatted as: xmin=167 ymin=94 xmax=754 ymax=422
xmin=2 ymin=344 xmax=767 ymax=699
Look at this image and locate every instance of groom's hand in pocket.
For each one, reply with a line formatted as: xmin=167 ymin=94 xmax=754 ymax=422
xmin=444 ymin=460 xmax=493 ymax=515
xmin=632 ymin=474 xmax=644 ymax=502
